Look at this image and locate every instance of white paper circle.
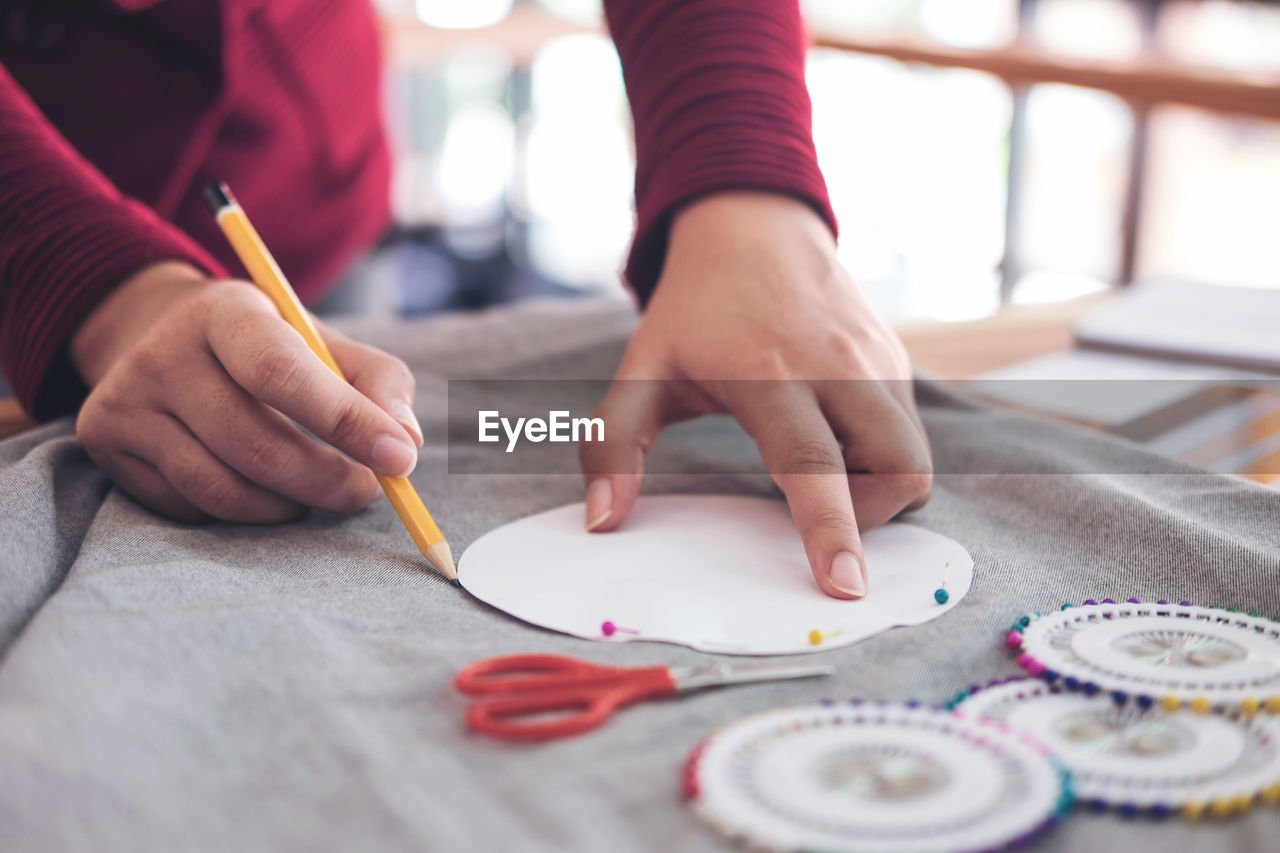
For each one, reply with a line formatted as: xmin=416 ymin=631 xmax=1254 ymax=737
xmin=458 ymin=495 xmax=974 ymax=655
xmin=687 ymin=704 xmax=1066 ymax=853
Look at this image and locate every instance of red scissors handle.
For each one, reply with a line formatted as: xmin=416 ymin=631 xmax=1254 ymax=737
xmin=455 ymin=655 xmax=677 ymax=742
xmin=454 ymin=654 xmax=635 ymax=695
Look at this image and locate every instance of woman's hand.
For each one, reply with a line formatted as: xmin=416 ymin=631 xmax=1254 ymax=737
xmin=71 ymin=262 xmax=423 ymax=523
xmin=580 ymin=192 xmax=932 ymax=599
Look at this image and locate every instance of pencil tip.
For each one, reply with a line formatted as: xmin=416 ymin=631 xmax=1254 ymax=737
xmin=449 ymin=578 xmax=462 ymax=589
xmin=425 ymin=540 xmax=457 ymax=583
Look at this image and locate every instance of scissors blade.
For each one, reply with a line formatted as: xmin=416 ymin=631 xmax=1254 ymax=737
xmin=670 ymin=662 xmax=833 ymax=691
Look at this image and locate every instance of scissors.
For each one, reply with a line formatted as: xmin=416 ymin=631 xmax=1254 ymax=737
xmin=454 ymin=654 xmax=832 ymax=742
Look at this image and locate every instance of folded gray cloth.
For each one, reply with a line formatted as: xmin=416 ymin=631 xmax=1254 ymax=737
xmin=1 ymin=299 xmax=1276 ymax=852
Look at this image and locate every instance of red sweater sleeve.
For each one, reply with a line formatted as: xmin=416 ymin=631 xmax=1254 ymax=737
xmin=0 ymin=64 xmax=225 ymax=420
xmin=603 ymin=0 xmax=837 ymax=303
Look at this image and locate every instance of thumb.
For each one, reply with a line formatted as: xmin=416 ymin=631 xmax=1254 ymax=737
xmin=578 ymin=378 xmax=667 ymax=533
xmin=322 ymin=325 xmax=423 ymax=447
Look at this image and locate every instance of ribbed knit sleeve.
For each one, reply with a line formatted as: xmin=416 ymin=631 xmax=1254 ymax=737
xmin=0 ymin=64 xmax=225 ymax=420
xmin=602 ymin=0 xmax=837 ymax=303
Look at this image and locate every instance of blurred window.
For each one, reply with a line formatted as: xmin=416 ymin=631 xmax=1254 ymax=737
xmin=379 ymin=0 xmax=1280 ymax=317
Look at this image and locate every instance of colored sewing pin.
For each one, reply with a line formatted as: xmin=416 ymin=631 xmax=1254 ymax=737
xmin=808 ymin=628 xmax=843 ymax=646
xmin=935 ymin=582 xmax=950 ymax=604
xmin=454 ymin=654 xmax=833 ymax=741
xmin=601 ymin=620 xmax=639 ymax=637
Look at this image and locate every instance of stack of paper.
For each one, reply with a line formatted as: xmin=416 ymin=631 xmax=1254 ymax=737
xmin=1074 ymin=279 xmax=1280 ymax=371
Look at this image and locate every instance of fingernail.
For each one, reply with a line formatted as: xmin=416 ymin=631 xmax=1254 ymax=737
xmin=392 ymin=399 xmax=423 ymax=447
xmin=829 ymin=551 xmax=866 ymax=597
xmin=372 ymin=435 xmax=417 ymax=478
xmin=585 ymin=479 xmax=612 ymax=531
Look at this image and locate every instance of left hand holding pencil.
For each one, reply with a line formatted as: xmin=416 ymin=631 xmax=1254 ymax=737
xmin=71 ymin=261 xmax=423 ymax=523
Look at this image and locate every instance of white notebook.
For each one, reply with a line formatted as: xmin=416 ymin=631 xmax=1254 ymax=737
xmin=1075 ymin=279 xmax=1280 ymax=371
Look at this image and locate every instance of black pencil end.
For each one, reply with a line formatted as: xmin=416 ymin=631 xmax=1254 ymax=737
xmin=203 ymin=182 xmax=235 ymax=214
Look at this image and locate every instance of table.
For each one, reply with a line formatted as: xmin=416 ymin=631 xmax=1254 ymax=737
xmin=1 ymin=298 xmax=1276 ymax=852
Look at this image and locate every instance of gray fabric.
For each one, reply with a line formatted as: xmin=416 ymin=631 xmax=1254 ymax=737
xmin=1 ymin=298 xmax=1277 ymax=853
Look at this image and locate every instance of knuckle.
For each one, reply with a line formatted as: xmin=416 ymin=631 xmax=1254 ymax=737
xmin=747 ymin=351 xmax=792 ymax=381
xmin=807 ymin=504 xmax=857 ymax=534
xmin=127 ymin=345 xmax=172 ymax=383
xmin=826 ymin=332 xmax=863 ymax=366
xmin=196 ymin=475 xmax=245 ymax=519
xmin=174 ymin=460 xmax=245 ymax=519
xmin=216 ymin=279 xmax=267 ymax=311
xmin=189 ymin=284 xmax=226 ymax=316
xmin=75 ymin=401 xmax=108 ymax=450
xmin=326 ymin=398 xmax=369 ymax=448
xmin=903 ymin=468 xmax=933 ymax=492
xmin=891 ymin=449 xmax=934 ymax=482
xmin=244 ymin=439 xmax=296 ymax=483
xmin=783 ymin=438 xmax=843 ymax=476
xmin=897 ymin=471 xmax=933 ymax=509
xmin=205 ymin=283 xmax=262 ymax=331
xmin=94 ymin=383 xmax=131 ymax=416
xmin=248 ymin=343 xmax=305 ymax=399
xmin=332 ymin=469 xmax=379 ymax=514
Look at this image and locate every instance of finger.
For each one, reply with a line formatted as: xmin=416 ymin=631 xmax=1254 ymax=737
xmin=819 ymin=380 xmax=933 ymax=527
xmin=78 ymin=400 xmax=209 ymax=522
xmin=882 ymin=375 xmax=928 ymax=439
xmin=847 ymin=472 xmax=929 ymax=530
xmin=167 ymin=352 xmax=381 ymax=514
xmin=92 ymin=450 xmax=210 ymax=524
xmin=728 ymin=384 xmax=867 ymax=599
xmin=205 ymin=295 xmax=419 ymax=478
xmin=322 ymin=325 xmax=422 ymax=447
xmin=577 ymin=378 xmax=667 ymax=533
xmin=136 ymin=414 xmax=305 ymax=523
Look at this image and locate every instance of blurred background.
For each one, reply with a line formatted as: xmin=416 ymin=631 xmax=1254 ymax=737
xmin=354 ymin=0 xmax=1280 ymax=323
xmin=4 ymin=0 xmax=1280 ymax=463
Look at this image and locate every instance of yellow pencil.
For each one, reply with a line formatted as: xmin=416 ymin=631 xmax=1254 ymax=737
xmin=204 ymin=182 xmax=456 ymax=583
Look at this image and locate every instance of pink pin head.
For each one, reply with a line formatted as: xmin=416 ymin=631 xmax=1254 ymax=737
xmin=1004 ymin=631 xmax=1023 ymax=650
xmin=601 ymin=620 xmax=638 ymax=637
